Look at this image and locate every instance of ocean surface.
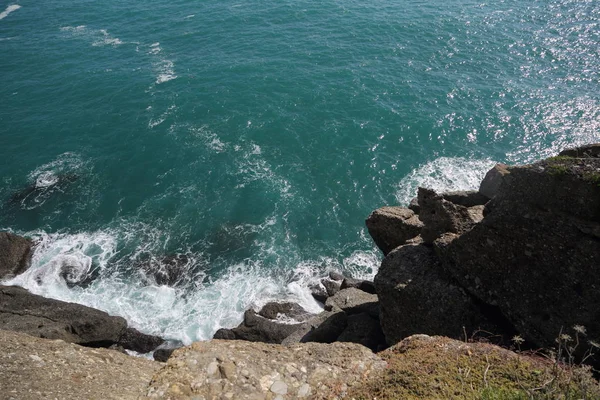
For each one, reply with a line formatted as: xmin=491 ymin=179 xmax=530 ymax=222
xmin=1 ymin=0 xmax=598 ymax=345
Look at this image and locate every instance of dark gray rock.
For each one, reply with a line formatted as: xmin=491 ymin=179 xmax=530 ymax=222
xmin=366 ymin=207 xmax=423 ymax=255
xmin=321 ymin=278 xmax=341 ymax=297
xmin=436 ymin=154 xmax=600 ymax=350
xmin=559 ymin=144 xmax=600 ymax=158
xmin=418 ymin=188 xmax=483 ymax=244
xmin=328 ymin=271 xmax=344 ymax=281
xmin=153 ymin=348 xmax=177 ymax=362
xmin=258 ymin=301 xmax=311 ymax=322
xmin=324 ymin=288 xmax=378 ymax=316
xmin=374 ymin=244 xmax=496 ymax=346
xmin=217 ymin=309 xmax=303 ymax=344
xmin=118 ymin=327 xmax=164 ymax=354
xmin=0 ymin=285 xmax=163 ymax=352
xmin=213 ymin=328 xmax=236 ymax=340
xmin=137 ymin=254 xmax=194 ymax=287
xmin=441 ymin=190 xmax=489 ymax=207
xmin=340 ymin=278 xmax=377 ymax=294
xmin=337 ymin=312 xmax=386 ymax=352
xmin=0 ymin=232 xmax=32 ymax=281
xmin=479 ymin=163 xmax=510 ymax=199
xmin=309 ymin=283 xmax=328 ymax=303
xmin=408 ymin=197 xmax=420 ymax=214
xmin=281 ymin=310 xmax=343 ymax=345
xmin=299 ymin=311 xmax=348 ymax=344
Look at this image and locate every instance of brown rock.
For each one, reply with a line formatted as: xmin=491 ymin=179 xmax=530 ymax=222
xmin=0 ymin=232 xmax=32 ymax=281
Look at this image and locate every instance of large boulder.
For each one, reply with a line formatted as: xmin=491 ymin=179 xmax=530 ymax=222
xmin=258 ymin=301 xmax=312 ymax=322
xmin=366 ymin=207 xmax=423 ymax=255
xmin=336 ymin=312 xmax=386 ymax=352
xmin=417 ymin=188 xmax=484 ymax=244
xmin=0 ymin=329 xmax=161 ymax=400
xmin=374 ymin=245 xmax=496 ymax=346
xmin=479 ymin=163 xmax=510 ymax=199
xmin=559 ymin=143 xmax=600 ymax=158
xmin=143 ymin=340 xmax=386 ymax=399
xmin=325 ymin=287 xmax=378 ymax=316
xmin=0 ymin=232 xmax=32 ymax=281
xmin=281 ymin=310 xmax=348 ymax=345
xmin=0 ymin=285 xmax=163 ymax=353
xmin=436 ymin=155 xmax=600 ymax=350
xmin=213 ymin=309 xmax=302 ymax=344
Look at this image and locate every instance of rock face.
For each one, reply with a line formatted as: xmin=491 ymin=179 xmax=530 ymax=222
xmin=0 ymin=232 xmax=32 ymax=281
xmin=144 ymin=340 xmax=386 ymax=399
xmin=418 ymin=188 xmax=483 ymax=244
xmin=365 ymin=207 xmax=423 ymax=254
xmin=436 ymin=155 xmax=600 ymax=350
xmin=478 ymin=163 xmax=510 ymax=199
xmin=213 ymin=309 xmax=302 ymax=344
xmin=0 ymin=329 xmax=161 ymax=400
xmin=0 ymin=285 xmax=164 ymax=353
xmin=258 ymin=302 xmax=311 ymax=321
xmin=374 ymin=245 xmax=493 ymax=345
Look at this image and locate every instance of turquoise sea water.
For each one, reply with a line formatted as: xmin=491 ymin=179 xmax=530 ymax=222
xmin=1 ymin=0 xmax=599 ymax=344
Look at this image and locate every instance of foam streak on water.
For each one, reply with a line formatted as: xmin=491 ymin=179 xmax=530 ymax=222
xmin=0 ymin=4 xmax=20 ymax=21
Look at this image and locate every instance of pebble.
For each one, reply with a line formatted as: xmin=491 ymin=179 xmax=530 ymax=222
xmin=270 ymin=380 xmax=288 ymax=395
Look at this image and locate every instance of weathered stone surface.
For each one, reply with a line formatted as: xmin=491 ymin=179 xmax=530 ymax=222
xmin=0 ymin=232 xmax=32 ymax=281
xmin=320 ymin=278 xmax=341 ymax=297
xmin=144 ymin=340 xmax=386 ymax=399
xmin=437 ymin=156 xmax=600 ymax=350
xmin=119 ymin=327 xmax=165 ymax=354
xmin=324 ymin=288 xmax=378 ymax=316
xmin=328 ymin=270 xmax=344 ymax=281
xmin=418 ymin=188 xmax=482 ymax=244
xmin=478 ymin=163 xmax=510 ymax=199
xmin=0 ymin=285 xmax=163 ymax=352
xmin=340 ymin=278 xmax=377 ymax=294
xmin=337 ymin=312 xmax=386 ymax=352
xmin=299 ymin=311 xmax=348 ymax=344
xmin=281 ymin=310 xmax=345 ymax=345
xmin=216 ymin=309 xmax=303 ymax=344
xmin=441 ymin=190 xmax=489 ymax=207
xmin=0 ymin=329 xmax=160 ymax=400
xmin=258 ymin=302 xmax=311 ymax=322
xmin=366 ymin=207 xmax=423 ymax=255
xmin=309 ymin=283 xmax=328 ymax=303
xmin=153 ymin=347 xmax=179 ymax=362
xmin=408 ymin=197 xmax=420 ymax=213
xmin=374 ymin=245 xmax=493 ymax=346
xmin=559 ymin=143 xmax=600 ymax=158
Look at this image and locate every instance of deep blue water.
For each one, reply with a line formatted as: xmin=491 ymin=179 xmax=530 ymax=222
xmin=1 ymin=0 xmax=598 ymax=344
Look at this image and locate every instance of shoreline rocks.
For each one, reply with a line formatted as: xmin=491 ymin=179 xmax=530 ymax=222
xmin=0 ymin=232 xmax=32 ymax=281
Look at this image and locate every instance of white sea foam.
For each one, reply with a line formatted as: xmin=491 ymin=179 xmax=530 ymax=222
xmin=149 ymin=43 xmax=177 ymax=84
xmin=395 ymin=157 xmax=496 ymax=205
xmin=0 ymin=4 xmax=21 ymax=21
xmin=60 ymin=26 xmax=122 ymax=47
xmin=2 ymin=222 xmax=378 ymax=345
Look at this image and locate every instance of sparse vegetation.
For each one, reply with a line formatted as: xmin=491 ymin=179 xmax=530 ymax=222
xmin=347 ymin=331 xmax=600 ymax=400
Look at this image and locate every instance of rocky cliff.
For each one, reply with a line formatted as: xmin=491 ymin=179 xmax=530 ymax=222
xmin=1 ymin=143 xmax=599 ymax=399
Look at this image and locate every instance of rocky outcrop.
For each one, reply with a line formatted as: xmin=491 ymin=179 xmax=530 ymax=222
xmin=258 ymin=302 xmax=311 ymax=321
xmin=0 ymin=329 xmax=161 ymax=400
xmin=435 ymin=155 xmax=600 ymax=350
xmin=143 ymin=340 xmax=387 ymax=399
xmin=0 ymin=232 xmax=32 ymax=281
xmin=418 ymin=188 xmax=484 ymax=244
xmin=374 ymin=244 xmax=495 ymax=345
xmin=324 ymin=288 xmax=378 ymax=316
xmin=213 ymin=309 xmax=302 ymax=344
xmin=369 ymin=144 xmax=600 ymax=358
xmin=348 ymin=334 xmax=600 ymax=400
xmin=0 ymin=285 xmax=164 ymax=353
xmin=478 ymin=163 xmax=510 ymax=199
xmin=366 ymin=207 xmax=423 ymax=254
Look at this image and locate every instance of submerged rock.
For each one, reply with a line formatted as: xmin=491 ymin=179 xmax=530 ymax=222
xmin=144 ymin=340 xmax=386 ymax=399
xmin=0 ymin=232 xmax=32 ymax=281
